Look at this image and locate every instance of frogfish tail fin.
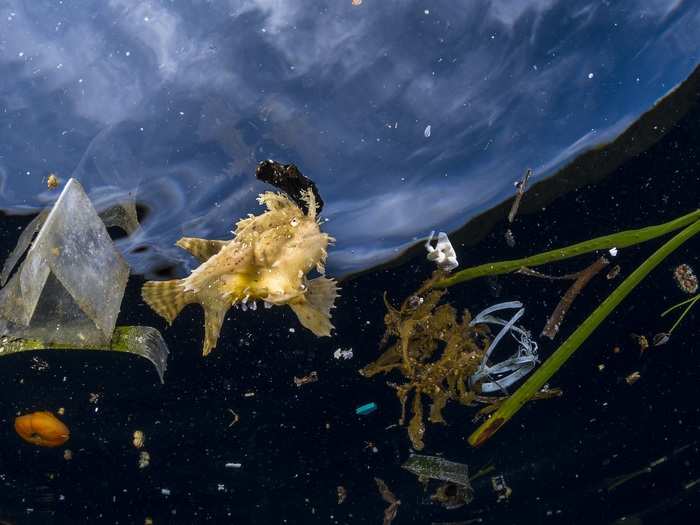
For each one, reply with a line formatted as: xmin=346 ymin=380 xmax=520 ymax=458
xmin=289 ymin=276 xmax=339 ymax=337
xmin=142 ymin=278 xmax=194 ymax=325
xmin=202 ymin=302 xmax=228 ymax=356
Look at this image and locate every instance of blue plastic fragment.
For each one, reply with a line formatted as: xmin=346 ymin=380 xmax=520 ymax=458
xmin=355 ymin=402 xmax=378 ymax=416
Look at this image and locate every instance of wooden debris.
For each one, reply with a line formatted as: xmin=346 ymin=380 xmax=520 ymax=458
xmin=540 ymin=257 xmax=609 ymax=339
xmin=507 ymin=168 xmax=532 ymax=224
xmin=337 ymin=485 xmax=347 ymax=504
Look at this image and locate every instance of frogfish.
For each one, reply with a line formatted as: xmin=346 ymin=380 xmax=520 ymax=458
xmin=142 ymin=190 xmax=338 ymax=355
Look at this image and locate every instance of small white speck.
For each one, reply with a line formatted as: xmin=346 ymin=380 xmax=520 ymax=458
xmin=161 ymin=488 xmax=171 ymax=496
xmin=56 ymin=63 xmax=63 ymax=69
xmin=588 ymin=72 xmax=594 ymax=79
xmin=125 ymin=51 xmax=131 ymax=57
xmin=179 ymin=111 xmax=184 ymax=116
xmin=289 ymin=327 xmax=296 ymax=333
xmin=139 ymin=127 xmax=144 ymax=132
xmin=424 ymin=124 xmax=431 ymax=138
xmin=424 ymin=9 xmax=430 ymax=15
xmin=18 ymin=51 xmax=24 ymax=57
xmin=144 ymin=16 xmax=150 ymax=22
xmin=609 ymin=247 xmax=618 ymax=257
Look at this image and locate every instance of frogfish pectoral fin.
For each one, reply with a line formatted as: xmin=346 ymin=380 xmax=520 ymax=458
xmin=288 ymin=276 xmax=339 ymax=337
xmin=176 ymin=237 xmax=229 ymax=263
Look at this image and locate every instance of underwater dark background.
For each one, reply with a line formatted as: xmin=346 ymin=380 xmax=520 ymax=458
xmin=0 ymin=64 xmax=698 ymax=525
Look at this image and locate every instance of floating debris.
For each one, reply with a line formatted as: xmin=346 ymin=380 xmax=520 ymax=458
xmin=333 ymin=347 xmax=354 ymax=360
xmin=625 ymin=371 xmax=641 ymax=385
xmin=0 ymin=179 xmax=169 ymax=381
xmin=504 ymin=229 xmax=516 ymax=248
xmin=653 ymin=332 xmax=670 ymax=346
xmin=403 ymin=454 xmax=474 ymax=509
xmin=63 ymin=449 xmax=73 ymax=461
xmin=673 ymin=263 xmax=698 ymax=294
xmin=375 ymin=478 xmax=401 ymax=525
xmin=47 ymin=173 xmax=60 ymax=190
xmin=89 ymin=393 xmax=101 ymax=404
xmin=226 ymin=409 xmax=240 ymax=428
xmin=355 ymin=402 xmax=378 ymax=416
xmin=138 ymin=451 xmax=151 ymax=469
xmin=540 ymin=257 xmax=609 ymax=339
xmin=132 ymin=430 xmax=145 ymax=449
xmin=507 ymin=168 xmax=532 ymax=224
xmin=255 ymin=159 xmax=324 ymax=214
xmin=15 ymin=411 xmax=69 ymax=448
xmin=606 ymin=265 xmax=621 ymax=280
xmin=351 ymin=0 xmax=362 ymax=5
xmin=424 ymin=125 xmax=432 ymax=138
xmin=631 ymin=334 xmax=649 ymax=354
xmin=294 ymin=371 xmax=319 ymax=387
xmin=425 ymin=231 xmax=458 ymax=272
xmin=225 ymin=462 xmax=242 ymax=469
xmin=337 ymin=485 xmax=347 ymax=504
xmin=491 ymin=475 xmax=512 ymax=502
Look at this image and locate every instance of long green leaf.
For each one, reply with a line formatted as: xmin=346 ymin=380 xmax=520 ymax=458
xmin=468 ymin=217 xmax=700 ymax=447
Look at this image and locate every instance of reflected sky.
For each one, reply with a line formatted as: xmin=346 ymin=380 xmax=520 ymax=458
xmin=0 ymin=0 xmax=698 ymax=276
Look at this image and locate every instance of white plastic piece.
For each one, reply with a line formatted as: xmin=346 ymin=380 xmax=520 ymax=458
xmin=469 ymin=301 xmax=539 ymax=394
xmin=609 ymin=247 xmax=618 ymax=257
xmin=424 ymin=231 xmax=458 ymax=272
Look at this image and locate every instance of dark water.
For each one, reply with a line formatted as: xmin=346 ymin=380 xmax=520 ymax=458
xmin=1 ymin=2 xmax=700 ymax=525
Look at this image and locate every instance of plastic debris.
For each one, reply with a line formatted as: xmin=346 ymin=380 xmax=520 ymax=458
xmin=625 ymin=371 xmax=641 ymax=385
xmin=132 ymin=430 xmax=145 ymax=449
xmin=403 ymin=454 xmax=474 ymax=509
xmin=355 ymin=402 xmax=377 ymax=415
xmin=333 ymin=348 xmax=354 ymax=360
xmin=468 ymin=301 xmax=539 ymax=394
xmin=139 ymin=450 xmax=151 ymax=469
xmin=653 ymin=332 xmax=670 ymax=346
xmin=225 ymin=462 xmax=242 ymax=469
xmin=491 ymin=475 xmax=512 ymax=502
xmin=425 ymin=231 xmax=458 ymax=271
xmin=424 ymin=125 xmax=432 ymax=138
xmin=0 ymin=179 xmax=169 ymax=382
xmin=337 ymin=485 xmax=347 ymax=504
xmin=375 ymin=478 xmax=401 ymax=525
xmin=294 ymin=371 xmax=318 ymax=387
xmin=402 ymin=454 xmax=472 ymax=487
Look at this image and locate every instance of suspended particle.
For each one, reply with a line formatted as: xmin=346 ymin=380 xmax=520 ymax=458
xmin=625 ymin=371 xmax=641 ymax=385
xmin=139 ymin=450 xmax=151 ymax=469
xmin=132 ymin=430 xmax=145 ymax=449
xmin=47 ymin=173 xmax=60 ymax=190
xmin=424 ymin=125 xmax=431 ymax=138
xmin=606 ymin=265 xmax=621 ymax=280
xmin=352 ymin=0 xmax=362 ymax=5
xmin=673 ymin=264 xmax=698 ymax=294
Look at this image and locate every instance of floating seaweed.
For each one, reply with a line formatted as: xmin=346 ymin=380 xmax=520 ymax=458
xmin=374 ymin=478 xmax=400 ymax=525
xmin=361 ymin=272 xmax=557 ymax=449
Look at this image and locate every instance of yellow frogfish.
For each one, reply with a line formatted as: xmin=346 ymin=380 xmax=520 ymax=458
xmin=142 ymin=190 xmax=338 ymax=355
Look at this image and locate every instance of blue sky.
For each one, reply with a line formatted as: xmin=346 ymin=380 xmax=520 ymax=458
xmin=0 ymin=0 xmax=698 ymax=276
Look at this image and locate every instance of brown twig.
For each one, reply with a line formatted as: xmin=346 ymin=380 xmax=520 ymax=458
xmin=541 ymin=257 xmax=609 ymax=339
xmin=507 ymin=168 xmax=532 ymax=223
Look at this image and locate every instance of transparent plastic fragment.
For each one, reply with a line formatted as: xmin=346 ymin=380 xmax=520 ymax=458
xmin=468 ymin=301 xmax=539 ymax=394
xmin=402 ymin=454 xmax=472 ymax=487
xmin=98 ymin=199 xmax=140 ymax=235
xmin=0 ymin=326 xmax=169 ymax=383
xmin=0 ymin=178 xmax=129 ymax=345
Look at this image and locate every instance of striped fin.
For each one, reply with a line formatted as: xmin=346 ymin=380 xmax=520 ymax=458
xmin=202 ymin=301 xmax=229 ymax=356
xmin=288 ymin=276 xmax=339 ymax=336
xmin=141 ymin=279 xmax=195 ymax=325
xmin=176 ymin=237 xmax=228 ymax=263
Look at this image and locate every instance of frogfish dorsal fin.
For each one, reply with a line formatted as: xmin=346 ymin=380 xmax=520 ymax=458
xmin=288 ymin=276 xmax=339 ymax=336
xmin=176 ymin=237 xmax=229 ymax=263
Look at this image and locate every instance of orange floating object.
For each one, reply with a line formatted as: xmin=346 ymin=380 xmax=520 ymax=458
xmin=14 ymin=411 xmax=70 ymax=447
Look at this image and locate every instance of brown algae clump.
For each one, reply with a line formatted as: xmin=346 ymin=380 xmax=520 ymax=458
xmin=360 ymin=275 xmax=491 ymax=449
